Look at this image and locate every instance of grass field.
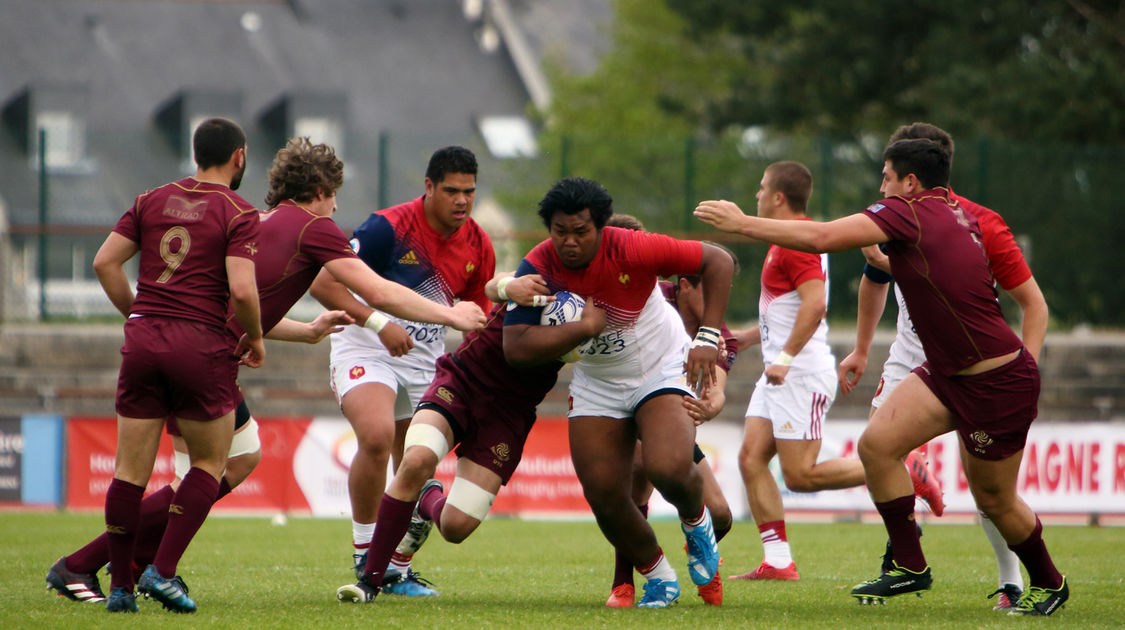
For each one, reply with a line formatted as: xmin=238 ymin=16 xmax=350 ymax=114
xmin=3 ymin=512 xmax=1117 ymax=629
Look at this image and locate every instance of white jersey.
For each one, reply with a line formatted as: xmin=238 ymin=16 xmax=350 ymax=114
xmin=574 ymin=283 xmax=690 ymax=383
xmin=329 ymin=296 xmax=446 ymax=374
xmin=887 ymin=283 xmax=926 ymax=370
xmin=759 ymin=247 xmax=835 ymax=375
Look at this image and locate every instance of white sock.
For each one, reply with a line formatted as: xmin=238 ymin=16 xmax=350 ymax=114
xmin=387 ymin=553 xmax=411 ymax=577
xmin=761 ymin=527 xmax=793 ymax=568
xmin=638 ymin=552 xmax=677 ymax=583
xmin=352 ymin=520 xmax=375 ymax=550
xmin=980 ymin=514 xmax=1024 ymax=589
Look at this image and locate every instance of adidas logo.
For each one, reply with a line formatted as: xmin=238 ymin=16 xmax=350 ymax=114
xmin=398 ymin=250 xmax=419 ymax=265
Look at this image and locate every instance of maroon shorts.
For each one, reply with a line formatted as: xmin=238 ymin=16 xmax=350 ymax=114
xmin=115 ymin=316 xmax=239 ymax=422
xmin=417 ymin=354 xmax=539 ymax=484
xmin=914 ymin=349 xmax=1040 ymax=461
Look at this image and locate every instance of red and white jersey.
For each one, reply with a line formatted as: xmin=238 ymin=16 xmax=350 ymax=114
xmin=508 ymin=227 xmax=702 ymax=381
xmin=758 ymin=242 xmax=835 ymax=375
xmin=887 ymin=190 xmax=1031 ymax=371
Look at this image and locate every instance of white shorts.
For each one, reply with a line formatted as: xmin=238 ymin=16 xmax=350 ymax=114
xmin=568 ymin=353 xmax=693 ymax=419
xmin=330 ymin=359 xmax=434 ymax=421
xmin=745 ymin=368 xmax=837 ymax=440
xmin=871 ymin=356 xmax=915 ymax=409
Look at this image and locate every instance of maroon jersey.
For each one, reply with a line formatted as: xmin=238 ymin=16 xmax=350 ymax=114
xmin=113 ymin=177 xmax=259 ymax=329
xmin=226 ymin=200 xmax=357 ymax=337
xmin=863 ymin=188 xmax=1022 ymax=376
xmin=450 ymin=303 xmax=562 ymax=406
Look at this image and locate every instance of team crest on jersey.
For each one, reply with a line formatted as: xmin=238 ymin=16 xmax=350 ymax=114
xmin=349 ymin=366 xmax=366 ymax=380
xmin=243 ymin=242 xmax=258 ymax=256
xmin=399 ymin=250 xmax=420 ymax=265
xmin=465 ymin=262 xmax=475 ymax=274
xmin=349 ymin=238 xmax=361 ymax=254
xmin=971 ymin=431 xmax=993 ymax=448
xmin=866 ymin=203 xmax=886 ymax=213
xmin=168 ymin=504 xmax=184 ymax=515
xmin=436 ymin=386 xmax=453 ymax=403
xmin=490 ymin=442 xmax=511 ymax=463
xmin=618 ymin=273 xmax=630 ymax=287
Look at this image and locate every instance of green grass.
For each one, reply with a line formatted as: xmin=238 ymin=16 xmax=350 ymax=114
xmin=2 ymin=512 xmax=1117 ymax=629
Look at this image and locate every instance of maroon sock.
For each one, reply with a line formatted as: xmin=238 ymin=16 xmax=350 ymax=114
xmin=875 ymin=495 xmax=927 ymax=572
xmin=104 ymin=479 xmax=145 ymax=590
xmin=152 ymin=468 xmax=219 ymax=578
xmin=417 ymin=484 xmax=447 ymax=523
xmin=216 ymin=476 xmax=233 ymax=500
xmin=361 ymin=494 xmax=415 ymax=586
xmin=132 ymin=485 xmax=177 ymax=568
xmin=1008 ymin=517 xmax=1063 ymax=589
xmin=714 ymin=520 xmax=732 ymax=543
xmin=611 ymin=503 xmax=648 ymax=588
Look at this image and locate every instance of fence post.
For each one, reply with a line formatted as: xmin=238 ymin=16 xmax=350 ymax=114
xmin=817 ymin=136 xmax=832 ymax=219
xmin=559 ymin=134 xmax=570 ymax=179
xmin=976 ymin=136 xmax=991 ymax=206
xmin=38 ymin=127 xmax=48 ymax=321
xmin=377 ymin=131 xmax=389 ymax=211
xmin=683 ymin=136 xmax=696 ymax=232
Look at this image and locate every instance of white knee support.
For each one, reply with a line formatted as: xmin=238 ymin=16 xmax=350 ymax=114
xmin=447 ymin=477 xmax=496 ymax=522
xmin=404 ymin=423 xmax=450 ymax=460
xmin=173 ymin=418 xmax=261 ymax=479
xmin=229 ymin=418 xmax=261 ymax=458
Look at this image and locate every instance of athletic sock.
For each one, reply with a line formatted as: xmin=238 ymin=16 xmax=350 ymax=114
xmin=417 ymin=483 xmax=447 ymax=523
xmin=216 ymin=476 xmax=233 ymax=500
xmin=361 ymin=493 xmax=415 ymax=585
xmin=104 ymin=478 xmax=145 ymax=590
xmin=1008 ymin=516 xmax=1063 ymax=590
xmin=637 ymin=549 xmax=677 ymax=583
xmin=386 ymin=552 xmax=411 ymax=577
xmin=352 ymin=520 xmax=375 ymax=554
xmin=980 ymin=513 xmax=1024 ymax=589
xmin=681 ymin=505 xmax=708 ymax=529
xmin=875 ymin=495 xmax=926 ymax=572
xmin=152 ymin=467 xmax=219 ymax=578
xmin=68 ymin=484 xmax=174 ymax=575
xmin=131 ymin=485 xmax=177 ymax=569
xmin=759 ymin=519 xmax=793 ymax=568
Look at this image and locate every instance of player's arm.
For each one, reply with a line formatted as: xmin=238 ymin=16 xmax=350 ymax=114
xmin=228 ymin=256 xmax=265 ymax=368
xmin=503 ymin=302 xmax=606 ymax=366
xmin=765 ymin=278 xmax=826 ymax=386
xmin=730 ymin=326 xmax=761 ymax=348
xmin=308 ymin=267 xmax=414 ymax=356
xmin=265 ymin=310 xmax=354 ymax=344
xmin=861 ymin=244 xmax=891 ymax=273
xmin=92 ymin=232 xmax=139 ymax=317
xmin=687 ymin=242 xmax=736 ymax=393
xmin=1004 ymin=276 xmax=1048 ymax=362
xmin=695 ymin=201 xmax=889 ymax=253
xmin=838 ymin=272 xmax=891 ymax=394
xmin=320 ymin=257 xmax=485 ymax=332
xmin=485 ymin=271 xmax=553 ymax=307
xmin=683 ymin=366 xmax=728 ymax=426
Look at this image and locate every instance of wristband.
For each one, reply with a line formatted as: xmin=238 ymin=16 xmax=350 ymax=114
xmin=532 ymin=294 xmax=549 ymax=307
xmin=690 ymin=326 xmax=722 ymax=351
xmin=773 ymin=351 xmax=795 ymax=367
xmin=363 ymin=312 xmax=389 ymax=333
xmin=497 ymin=276 xmax=513 ymax=301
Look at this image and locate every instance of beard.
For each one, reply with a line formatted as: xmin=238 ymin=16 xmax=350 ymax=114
xmin=229 ymin=160 xmax=247 ymax=191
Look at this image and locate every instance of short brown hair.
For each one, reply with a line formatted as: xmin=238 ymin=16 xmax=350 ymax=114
xmin=605 ymin=213 xmax=646 ymax=231
xmin=765 ymin=161 xmax=813 ymax=213
xmin=265 ymin=137 xmax=344 ymax=207
xmin=889 ymin=122 xmax=954 ymax=159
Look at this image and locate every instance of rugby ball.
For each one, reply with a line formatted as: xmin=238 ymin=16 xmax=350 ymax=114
xmin=540 ymin=291 xmax=592 ymax=363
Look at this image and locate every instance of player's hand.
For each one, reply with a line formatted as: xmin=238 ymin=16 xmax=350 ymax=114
xmin=305 ymin=310 xmax=354 ymax=344
xmin=683 ymin=388 xmax=725 ymax=425
xmin=579 ymin=300 xmax=607 ymax=337
xmin=694 ymin=200 xmax=748 ymax=234
xmin=506 ymin=274 xmax=555 ymax=308
xmin=861 ymin=245 xmax=891 ymax=273
xmin=685 ymin=345 xmax=719 ymax=394
xmin=235 ymin=334 xmax=266 ymax=368
xmin=764 ymin=362 xmax=789 ymax=385
xmin=378 ymin=322 xmax=414 ymax=356
xmin=837 ymin=350 xmax=867 ymax=394
xmin=447 ymin=301 xmax=487 ymax=332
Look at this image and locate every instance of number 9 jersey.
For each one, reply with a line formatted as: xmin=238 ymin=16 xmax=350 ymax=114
xmin=112 ymin=177 xmax=259 ymax=329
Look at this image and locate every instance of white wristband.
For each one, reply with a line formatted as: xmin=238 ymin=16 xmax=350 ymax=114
xmin=692 ymin=326 xmax=722 ymax=350
xmin=497 ymin=277 xmax=513 ymax=301
xmin=773 ymin=351 xmax=795 ymax=367
xmin=364 ymin=312 xmax=389 ymax=333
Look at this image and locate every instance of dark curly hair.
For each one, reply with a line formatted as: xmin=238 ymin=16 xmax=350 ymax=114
xmin=537 ymin=177 xmax=614 ymax=229
xmin=264 ymin=137 xmax=344 ymax=208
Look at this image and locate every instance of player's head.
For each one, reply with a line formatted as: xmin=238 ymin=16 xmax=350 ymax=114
xmin=423 ymin=145 xmax=477 ymax=237
xmin=889 ymin=122 xmax=954 ymax=162
xmin=193 ymin=117 xmax=247 ymax=189
xmin=264 ymin=137 xmax=344 ymax=211
xmin=605 ymin=213 xmax=645 ymax=231
xmin=678 ymin=241 xmax=738 ymax=321
xmin=881 ymin=138 xmax=950 ymax=196
xmin=758 ymin=161 xmax=812 ymax=217
xmin=538 ymin=177 xmax=613 ymax=269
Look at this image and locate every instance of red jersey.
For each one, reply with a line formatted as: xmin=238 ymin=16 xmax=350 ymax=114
xmin=112 ymin=177 xmax=259 ymax=329
xmin=226 ymin=200 xmax=358 ymax=338
xmin=450 ymin=303 xmax=562 ymax=405
xmin=863 ymin=188 xmax=1022 ymax=376
xmin=950 ymin=191 xmax=1032 ymax=291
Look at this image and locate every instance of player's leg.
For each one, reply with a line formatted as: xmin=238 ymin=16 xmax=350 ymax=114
xmin=340 ymin=381 xmax=398 ymax=574
xmin=635 ymin=393 xmax=719 ymax=592
xmin=735 ymin=417 xmax=799 ymax=580
xmin=693 ymin=447 xmax=729 ymax=604
xmin=961 ymin=448 xmax=1066 ymax=615
xmin=104 ymin=415 xmax=164 ymax=598
xmin=957 ymin=441 xmax=1024 ymax=609
xmin=606 ymin=442 xmax=652 ymax=607
xmin=851 ymin=373 xmax=951 ymax=602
